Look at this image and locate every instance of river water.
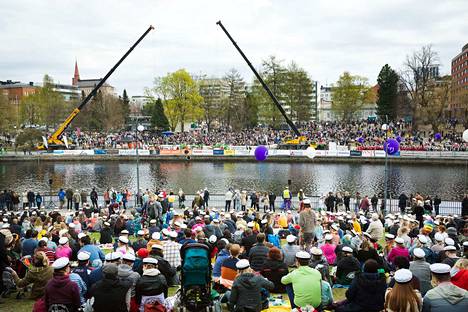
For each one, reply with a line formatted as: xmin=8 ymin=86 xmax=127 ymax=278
xmin=0 ymin=160 xmax=466 ymax=200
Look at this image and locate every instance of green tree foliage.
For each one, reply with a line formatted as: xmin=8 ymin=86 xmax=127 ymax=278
xmin=142 ymin=97 xmax=170 ymax=130
xmin=376 ymin=64 xmax=399 ymax=120
xmin=74 ymin=91 xmax=126 ymax=131
xmin=15 ymin=128 xmax=42 ymax=150
xmin=198 ymin=77 xmax=226 ymax=131
xmin=223 ymin=68 xmax=246 ymax=129
xmin=331 ymin=72 xmax=375 ymax=121
xmin=284 ymin=61 xmax=314 ymax=123
xmin=0 ymin=92 xmax=17 ymax=133
xmin=19 ymin=75 xmax=71 ymax=127
xmin=150 ymin=69 xmax=204 ymax=132
xmin=122 ymin=89 xmax=130 ymax=122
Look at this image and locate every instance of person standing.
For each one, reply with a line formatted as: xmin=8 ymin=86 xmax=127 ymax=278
xmin=203 ymin=188 xmax=209 ymax=208
xmin=35 ymin=193 xmax=43 ymax=209
xmin=399 ymin=193 xmax=409 ymax=214
xmin=282 ymin=186 xmax=292 ymax=211
xmin=80 ymin=189 xmax=88 ymax=208
xmin=371 ymin=194 xmax=378 ymax=212
xmin=298 ymin=199 xmax=316 ymax=249
xmin=462 ymin=194 xmax=468 ymax=217
xmin=433 ymin=195 xmax=441 ymax=216
xmin=343 ymin=191 xmax=351 ymax=211
xmin=72 ymin=190 xmax=81 ymax=211
xmin=27 ymin=190 xmax=35 ymax=208
xmin=58 ymin=189 xmax=66 ymax=209
xmin=225 ymin=189 xmax=233 ymax=212
xmin=66 ymin=188 xmax=73 ymax=211
xmin=240 ymin=191 xmax=247 ymax=211
xmin=268 ymin=191 xmax=276 ymax=212
xmin=90 ymin=188 xmax=98 ymax=210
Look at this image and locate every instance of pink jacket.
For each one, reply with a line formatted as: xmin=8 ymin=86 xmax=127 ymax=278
xmin=55 ymin=246 xmax=72 ymax=259
xmin=387 ymin=246 xmax=409 ymax=264
xmin=321 ymin=243 xmax=337 ymax=265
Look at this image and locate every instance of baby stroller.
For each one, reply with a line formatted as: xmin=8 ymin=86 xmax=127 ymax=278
xmin=177 ymin=243 xmax=214 ymax=312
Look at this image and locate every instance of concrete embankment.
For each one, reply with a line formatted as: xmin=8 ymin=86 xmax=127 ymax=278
xmin=0 ymin=154 xmax=467 ymax=165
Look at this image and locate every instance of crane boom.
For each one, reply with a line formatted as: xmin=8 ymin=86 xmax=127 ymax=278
xmin=44 ymin=25 xmax=155 ymax=148
xmin=216 ymin=21 xmax=300 ymax=137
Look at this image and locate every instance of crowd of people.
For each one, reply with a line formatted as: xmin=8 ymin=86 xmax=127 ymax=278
xmin=0 ymin=186 xmax=467 ymax=312
xmin=27 ymin=119 xmax=467 ymax=152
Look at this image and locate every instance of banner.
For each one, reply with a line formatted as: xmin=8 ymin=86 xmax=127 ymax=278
xmin=234 ymin=149 xmax=251 ymax=156
xmin=51 ymin=150 xmax=95 ymax=155
xmin=315 ymin=150 xmax=327 ymax=157
xmin=350 ymin=150 xmax=362 ymax=157
xmin=213 ymin=149 xmax=224 ymax=155
xmin=94 ymin=149 xmax=107 ymax=155
xmin=325 ymin=150 xmax=338 ymax=157
xmin=337 ymin=150 xmax=351 ymax=157
xmin=361 ymin=150 xmax=375 ymax=157
xmin=191 ymin=149 xmax=212 ymax=156
xmin=159 ymin=149 xmax=182 ymax=155
xmin=118 ymin=149 xmax=150 ymax=156
xmin=374 ymin=150 xmax=386 ymax=157
xmin=223 ymin=150 xmax=235 ymax=156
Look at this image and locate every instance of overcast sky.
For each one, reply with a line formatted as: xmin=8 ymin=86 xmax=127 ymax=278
xmin=1 ymin=0 xmax=467 ymax=96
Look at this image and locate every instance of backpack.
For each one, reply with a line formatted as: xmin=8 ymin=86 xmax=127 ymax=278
xmin=267 ymin=234 xmax=280 ymax=248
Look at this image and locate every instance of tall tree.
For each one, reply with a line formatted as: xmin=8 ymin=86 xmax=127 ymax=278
xmin=142 ymin=98 xmax=169 ymax=130
xmin=376 ymin=64 xmax=399 ymax=120
xmin=421 ymin=75 xmax=451 ymax=132
xmin=122 ymin=89 xmax=130 ymax=121
xmin=0 ymin=92 xmax=17 ymax=133
xmin=223 ymin=68 xmax=246 ymax=129
xmin=331 ymin=72 xmax=375 ymax=121
xmin=284 ymin=61 xmax=314 ymax=123
xmin=400 ymin=45 xmax=439 ymax=126
xmin=150 ymin=69 xmax=204 ymax=132
xmin=198 ymin=76 xmax=226 ymax=131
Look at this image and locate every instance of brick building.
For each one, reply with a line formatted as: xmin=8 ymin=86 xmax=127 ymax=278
xmin=0 ymin=80 xmax=38 ymax=105
xmin=450 ymin=43 xmax=468 ymax=120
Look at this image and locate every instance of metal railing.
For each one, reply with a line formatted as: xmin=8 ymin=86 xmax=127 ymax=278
xmin=14 ymin=192 xmax=462 ymax=216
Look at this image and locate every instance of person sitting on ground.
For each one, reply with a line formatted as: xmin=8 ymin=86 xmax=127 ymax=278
xmin=335 ymin=246 xmax=360 ymax=286
xmin=387 ymin=237 xmax=409 ymax=265
xmin=240 ymin=228 xmax=257 ymax=256
xmin=89 ymin=263 xmax=131 ymax=312
xmin=44 ymin=257 xmax=81 ymax=312
xmin=248 ymin=233 xmax=269 ymax=272
xmin=281 ymin=251 xmax=322 ymax=310
xmin=135 ymin=257 xmax=168 ymax=311
xmin=409 ymin=247 xmax=432 ymax=296
xmin=220 ymin=243 xmax=241 ymax=290
xmin=229 ymin=259 xmax=274 ymax=312
xmin=283 ymin=235 xmax=301 ymax=267
xmin=260 ymin=247 xmax=288 ymax=293
xmin=9 ymin=251 xmax=53 ymax=299
xmin=450 ymin=259 xmax=468 ymax=291
xmin=118 ymin=253 xmax=141 ymax=309
xmin=366 ymin=213 xmax=384 ymax=241
xmin=357 ymin=235 xmax=381 ymax=265
xmin=384 ymin=269 xmax=422 ymax=312
xmin=309 ymin=247 xmax=330 ymax=282
xmin=320 ymin=234 xmax=337 ymax=265
xmin=213 ymin=240 xmax=230 ymax=280
xmin=423 ymin=263 xmax=468 ymax=312
xmin=442 ymin=245 xmax=460 ymax=267
xmin=336 ymin=259 xmax=387 ymax=312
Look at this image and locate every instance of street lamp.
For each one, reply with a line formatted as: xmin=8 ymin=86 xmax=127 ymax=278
xmin=382 ymin=119 xmax=389 ymax=215
xmin=135 ymin=121 xmax=144 ymax=208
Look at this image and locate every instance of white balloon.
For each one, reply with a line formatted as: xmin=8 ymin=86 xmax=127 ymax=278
xmin=305 ymin=146 xmax=316 ymax=159
xmin=463 ymin=129 xmax=468 ymax=143
xmin=137 ymin=125 xmax=145 ymax=132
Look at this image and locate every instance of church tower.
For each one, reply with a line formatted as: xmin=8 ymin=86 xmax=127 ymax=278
xmin=72 ymin=60 xmax=80 ymax=85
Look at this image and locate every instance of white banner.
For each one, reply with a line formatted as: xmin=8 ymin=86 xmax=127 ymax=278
xmin=118 ymin=149 xmax=150 ymax=156
xmin=52 ymin=150 xmax=95 ymax=155
xmin=325 ymin=150 xmax=338 ymax=157
xmin=337 ymin=150 xmax=351 ymax=157
xmin=362 ymin=150 xmax=375 ymax=157
xmin=328 ymin=142 xmax=337 ymax=151
xmin=315 ymin=150 xmax=327 ymax=157
xmin=374 ymin=150 xmax=386 ymax=157
xmin=234 ymin=149 xmax=251 ymax=156
xmin=191 ymin=149 xmax=213 ymax=156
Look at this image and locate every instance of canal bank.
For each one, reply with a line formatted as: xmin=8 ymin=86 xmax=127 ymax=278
xmin=0 ymin=154 xmax=467 ymax=166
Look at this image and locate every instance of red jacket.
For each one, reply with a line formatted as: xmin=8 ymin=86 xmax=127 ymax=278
xmin=451 ymin=269 xmax=468 ymax=291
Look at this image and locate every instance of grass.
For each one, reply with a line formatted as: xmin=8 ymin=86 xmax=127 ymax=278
xmin=1 ymin=287 xmax=347 ymax=312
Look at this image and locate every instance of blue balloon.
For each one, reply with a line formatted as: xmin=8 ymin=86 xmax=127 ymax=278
xmin=254 ymin=145 xmax=268 ymax=161
xmin=357 ymin=137 xmax=365 ymax=144
xmin=434 ymin=133 xmax=442 ymax=140
xmin=396 ymin=136 xmax=402 ymax=143
xmin=384 ymin=139 xmax=400 ymax=155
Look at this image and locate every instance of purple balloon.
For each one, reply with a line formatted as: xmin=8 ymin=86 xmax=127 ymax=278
xmin=254 ymin=145 xmax=268 ymax=161
xmin=384 ymin=138 xmax=400 ymax=155
xmin=396 ymin=136 xmax=402 ymax=143
xmin=357 ymin=137 xmax=365 ymax=144
xmin=434 ymin=133 xmax=442 ymax=140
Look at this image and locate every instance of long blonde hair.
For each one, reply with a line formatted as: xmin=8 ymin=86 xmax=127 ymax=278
xmin=385 ymin=282 xmax=421 ymax=312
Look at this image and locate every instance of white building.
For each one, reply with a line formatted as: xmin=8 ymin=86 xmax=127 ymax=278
xmin=130 ymin=95 xmax=152 ymax=114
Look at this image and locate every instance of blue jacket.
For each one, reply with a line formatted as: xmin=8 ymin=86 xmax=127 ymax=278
xmin=213 ymin=249 xmax=230 ymax=278
xmin=79 ymin=244 xmax=105 ymax=262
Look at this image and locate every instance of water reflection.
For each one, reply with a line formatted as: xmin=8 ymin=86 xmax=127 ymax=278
xmin=0 ymin=161 xmax=465 ymax=200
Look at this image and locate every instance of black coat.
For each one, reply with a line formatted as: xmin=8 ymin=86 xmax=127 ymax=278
xmin=89 ymin=277 xmax=130 ymax=312
xmin=260 ymin=259 xmax=288 ymax=293
xmin=99 ymin=228 xmax=113 ymax=244
xmin=337 ymin=272 xmax=386 ymax=312
xmin=248 ymin=243 xmax=269 ymax=272
xmin=135 ymin=272 xmax=167 ymax=304
xmin=230 ymin=273 xmax=274 ymax=312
